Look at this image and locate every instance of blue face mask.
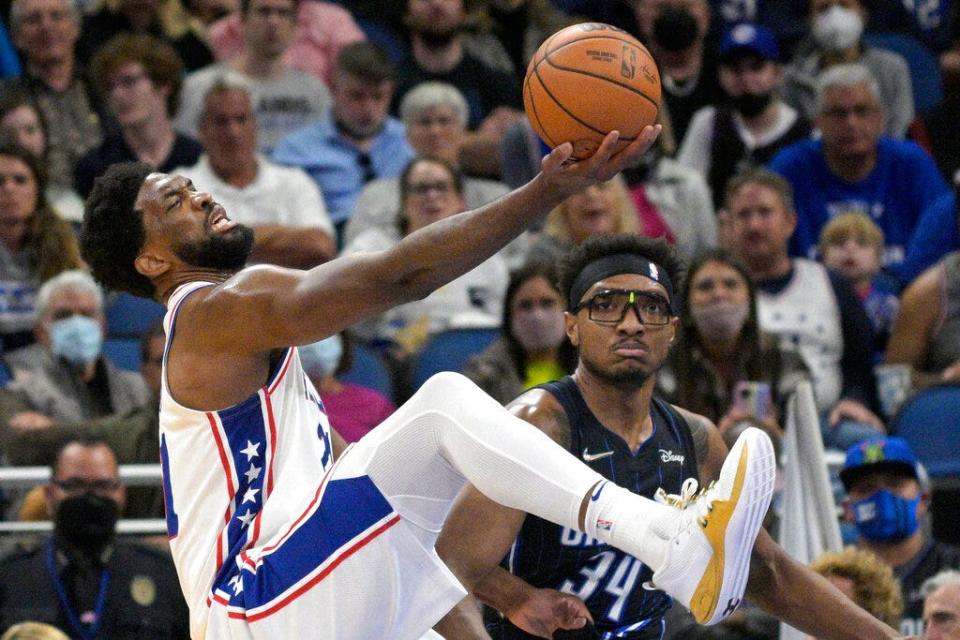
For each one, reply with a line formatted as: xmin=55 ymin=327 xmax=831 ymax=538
xmin=851 ymin=489 xmax=921 ymax=542
xmin=49 ymin=315 xmax=103 ymax=365
xmin=299 ymin=335 xmax=343 ymax=378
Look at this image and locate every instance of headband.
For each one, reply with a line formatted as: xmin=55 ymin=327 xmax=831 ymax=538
xmin=569 ymin=254 xmax=677 ymax=314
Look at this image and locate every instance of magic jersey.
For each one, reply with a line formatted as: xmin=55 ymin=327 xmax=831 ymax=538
xmin=491 ymin=377 xmax=699 ymax=640
xmin=158 ymin=282 xmax=335 ymax=637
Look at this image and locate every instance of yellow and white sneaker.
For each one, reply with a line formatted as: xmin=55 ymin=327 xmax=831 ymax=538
xmin=647 ymin=427 xmax=776 ymax=625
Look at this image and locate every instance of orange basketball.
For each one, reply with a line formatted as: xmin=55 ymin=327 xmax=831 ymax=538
xmin=524 ymin=23 xmax=661 ymax=159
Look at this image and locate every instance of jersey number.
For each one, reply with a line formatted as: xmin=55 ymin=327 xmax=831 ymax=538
xmin=558 ymin=550 xmax=644 ymax=623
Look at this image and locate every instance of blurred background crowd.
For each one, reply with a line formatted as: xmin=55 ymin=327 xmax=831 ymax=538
xmin=1 ymin=0 xmax=960 ymax=637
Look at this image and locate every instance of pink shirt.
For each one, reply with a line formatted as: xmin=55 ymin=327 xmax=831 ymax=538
xmin=320 ymin=382 xmax=396 ymax=444
xmin=208 ymin=2 xmax=365 ymax=85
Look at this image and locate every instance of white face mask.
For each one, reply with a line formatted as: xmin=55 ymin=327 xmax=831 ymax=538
xmin=813 ymin=5 xmax=864 ymax=52
xmin=690 ymin=300 xmax=750 ymax=342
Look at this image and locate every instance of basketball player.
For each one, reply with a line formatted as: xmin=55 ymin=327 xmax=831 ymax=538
xmin=434 ymin=234 xmax=908 ymax=640
xmin=79 ymin=130 xmax=772 ymax=640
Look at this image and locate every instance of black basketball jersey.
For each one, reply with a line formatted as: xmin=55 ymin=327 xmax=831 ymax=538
xmin=488 ymin=376 xmax=699 ymax=640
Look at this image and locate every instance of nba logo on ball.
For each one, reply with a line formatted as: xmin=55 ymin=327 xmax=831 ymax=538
xmin=524 ymin=23 xmax=662 ymax=159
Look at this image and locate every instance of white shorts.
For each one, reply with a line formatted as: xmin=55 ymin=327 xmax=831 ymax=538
xmin=203 ymin=434 xmax=469 ymax=640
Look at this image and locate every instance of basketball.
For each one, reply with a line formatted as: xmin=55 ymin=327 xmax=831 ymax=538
xmin=523 ymin=23 xmax=661 ymax=159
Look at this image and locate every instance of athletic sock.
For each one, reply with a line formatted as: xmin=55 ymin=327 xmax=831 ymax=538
xmin=582 ymin=481 xmax=673 ymax=571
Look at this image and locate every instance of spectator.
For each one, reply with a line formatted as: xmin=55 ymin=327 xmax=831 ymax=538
xmin=810 ymin=546 xmax=904 ymax=631
xmin=75 ymin=33 xmax=202 ymax=199
xmin=657 ymin=248 xmax=808 ymax=445
xmin=0 ymin=91 xmax=84 ymax=222
xmin=393 ymin=0 xmax=523 ymax=133
xmin=840 ymin=436 xmax=960 ymax=637
xmin=679 ymin=23 xmax=811 ymax=208
xmin=770 ymin=64 xmax=951 ymax=283
xmin=4 ymin=323 xmax=167 ymax=519
xmin=0 ymin=142 xmax=82 ymax=351
xmin=463 ymin=260 xmax=576 ymax=405
xmin=3 ymin=0 xmax=105 ymax=190
xmin=343 ymin=156 xmax=508 ymax=356
xmin=174 ymin=73 xmax=335 ymax=268
xmin=207 ymin=0 xmax=364 ymax=85
xmin=781 ymin=0 xmax=914 ymax=138
xmin=0 ymin=439 xmax=190 ymax=637
xmin=0 ymin=270 xmax=149 ymax=436
xmin=273 ymin=41 xmax=413 ymax=238
xmin=884 ymin=250 xmax=960 ymax=389
xmin=725 ymin=168 xmax=883 ymax=449
xmin=77 ymin=0 xmax=213 ymax=71
xmin=0 ymin=20 xmax=21 ymax=79
xmin=922 ymin=570 xmax=960 ymax=640
xmin=0 ymin=622 xmax=68 ymax=640
xmin=185 ymin=0 xmax=237 ymax=24
xmin=174 ymin=0 xmax=331 ymax=154
xmin=298 ymin=332 xmax=396 ymax=443
xmin=632 ymin=0 xmax=724 ymax=142
xmin=819 ymin=213 xmax=899 ymax=364
xmin=343 ymin=82 xmax=509 ymax=252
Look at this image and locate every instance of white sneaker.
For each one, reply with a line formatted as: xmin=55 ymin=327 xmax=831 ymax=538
xmin=647 ymin=427 xmax=776 ymax=625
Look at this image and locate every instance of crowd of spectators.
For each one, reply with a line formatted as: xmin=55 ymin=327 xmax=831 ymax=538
xmin=1 ymin=0 xmax=960 ymax=636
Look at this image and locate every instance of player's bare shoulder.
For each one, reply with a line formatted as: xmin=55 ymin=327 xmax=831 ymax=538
xmin=671 ymin=404 xmax=727 ymax=482
xmin=507 ymin=388 xmax=572 ymax=449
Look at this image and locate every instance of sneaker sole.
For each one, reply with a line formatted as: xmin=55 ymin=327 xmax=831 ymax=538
xmin=688 ymin=428 xmax=776 ymax=625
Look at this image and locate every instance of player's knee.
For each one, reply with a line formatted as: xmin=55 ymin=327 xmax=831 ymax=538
xmin=419 ymin=371 xmax=480 ymax=400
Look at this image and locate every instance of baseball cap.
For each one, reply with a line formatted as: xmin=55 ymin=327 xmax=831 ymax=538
xmin=720 ymin=23 xmax=780 ymax=62
xmin=839 ymin=436 xmax=922 ymax=490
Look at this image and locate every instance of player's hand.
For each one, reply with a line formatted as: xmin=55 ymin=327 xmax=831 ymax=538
xmin=828 ymin=398 xmax=885 ymax=431
xmin=540 ymin=125 xmax=661 ymax=198
xmin=505 ymin=587 xmax=593 ymax=639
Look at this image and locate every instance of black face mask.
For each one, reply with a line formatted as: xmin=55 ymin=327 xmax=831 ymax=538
xmin=731 ymin=91 xmax=774 ymax=117
xmin=652 ymin=7 xmax=699 ymax=52
xmin=55 ymin=494 xmax=119 ymax=552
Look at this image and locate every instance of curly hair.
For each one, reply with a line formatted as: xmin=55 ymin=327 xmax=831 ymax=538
xmin=0 ymin=143 xmax=82 ymax=282
xmin=80 ymin=162 xmax=155 ymax=298
xmin=91 ymin=33 xmax=185 ymax=117
xmin=557 ymin=233 xmax=684 ymax=311
xmin=811 ymin=546 xmax=904 ymax=629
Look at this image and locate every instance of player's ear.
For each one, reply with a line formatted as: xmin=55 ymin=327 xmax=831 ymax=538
xmin=135 ymin=250 xmax=172 ymax=280
xmin=564 ymin=311 xmax=579 ymax=346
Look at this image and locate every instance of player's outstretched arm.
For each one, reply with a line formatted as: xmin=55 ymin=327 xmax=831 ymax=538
xmin=196 ymin=127 xmax=660 ymax=352
xmin=678 ymin=408 xmax=902 ymax=640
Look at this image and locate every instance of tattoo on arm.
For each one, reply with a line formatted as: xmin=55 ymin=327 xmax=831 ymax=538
xmin=689 ymin=415 xmax=710 ymax=467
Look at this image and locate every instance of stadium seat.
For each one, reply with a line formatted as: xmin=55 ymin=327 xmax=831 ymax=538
xmin=889 ymin=384 xmax=960 ymax=477
xmin=103 ymin=338 xmax=142 ymax=371
xmin=864 ymin=31 xmax=943 ymax=113
xmin=340 ymin=340 xmax=395 ymax=401
xmin=412 ymin=328 xmax=499 ymax=389
xmin=105 ymin=292 xmax=165 ymax=339
xmin=0 ymin=359 xmax=11 ymax=388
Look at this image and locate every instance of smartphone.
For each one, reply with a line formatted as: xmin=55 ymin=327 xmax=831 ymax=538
xmin=733 ymin=381 xmax=772 ymax=421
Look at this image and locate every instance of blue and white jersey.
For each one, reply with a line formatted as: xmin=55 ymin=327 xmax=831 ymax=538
xmin=158 ymin=282 xmax=335 ymax=638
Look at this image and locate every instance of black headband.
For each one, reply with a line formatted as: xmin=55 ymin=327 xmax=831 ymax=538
xmin=569 ymin=254 xmax=677 ymax=314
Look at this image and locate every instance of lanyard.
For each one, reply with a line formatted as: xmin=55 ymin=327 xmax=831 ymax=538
xmin=45 ymin=539 xmax=110 ymax=640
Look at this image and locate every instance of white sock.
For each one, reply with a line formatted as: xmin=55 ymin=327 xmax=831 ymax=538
xmin=583 ymin=481 xmax=674 ymax=571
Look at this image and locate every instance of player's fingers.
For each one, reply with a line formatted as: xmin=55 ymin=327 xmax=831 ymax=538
xmin=582 ymin=131 xmax=620 ymax=172
xmin=600 ymin=124 xmax=661 ymax=178
xmin=542 ymin=142 xmax=574 ymax=173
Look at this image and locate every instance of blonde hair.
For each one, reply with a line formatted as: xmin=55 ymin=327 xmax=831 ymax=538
xmin=811 ymin=546 xmax=903 ymax=629
xmin=818 ymin=212 xmax=885 ymax=257
xmin=0 ymin=622 xmax=70 ymax=640
xmin=543 ymin=174 xmax=638 ymax=245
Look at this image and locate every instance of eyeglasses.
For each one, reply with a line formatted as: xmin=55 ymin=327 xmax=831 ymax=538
xmin=107 ymin=72 xmax=149 ymax=93
xmin=407 ymin=181 xmax=454 ymax=197
xmin=53 ymin=478 xmax=121 ymax=494
xmin=821 ymin=104 xmax=878 ymax=120
xmin=573 ymin=289 xmax=672 ymax=325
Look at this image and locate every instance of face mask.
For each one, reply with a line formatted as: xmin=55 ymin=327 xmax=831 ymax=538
xmin=812 ymin=5 xmax=863 ymax=52
xmin=55 ymin=493 xmax=119 ymax=552
xmin=512 ymin=308 xmax=566 ymax=352
xmin=690 ymin=300 xmax=750 ymax=342
xmin=652 ymin=7 xmax=699 ymax=52
xmin=49 ymin=315 xmax=103 ymax=365
xmin=299 ymin=335 xmax=343 ymax=378
xmin=851 ymin=489 xmax=921 ymax=542
xmin=732 ymin=91 xmax=774 ymax=118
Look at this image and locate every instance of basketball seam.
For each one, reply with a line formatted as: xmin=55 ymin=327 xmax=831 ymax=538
xmin=540 ymin=39 xmax=660 ymax=112
xmin=532 ymin=56 xmax=639 ymax=141
xmin=524 ymin=73 xmax=556 ymax=148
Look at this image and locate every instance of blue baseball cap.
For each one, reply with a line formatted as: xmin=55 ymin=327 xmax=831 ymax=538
xmin=720 ymin=23 xmax=780 ymax=62
xmin=840 ymin=436 xmax=921 ymax=490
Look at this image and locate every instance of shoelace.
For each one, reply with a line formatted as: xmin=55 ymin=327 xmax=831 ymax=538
xmin=654 ymin=477 xmax=718 ymax=528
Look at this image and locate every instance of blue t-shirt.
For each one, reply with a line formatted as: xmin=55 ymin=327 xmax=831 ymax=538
xmin=770 ymin=137 xmax=950 ymax=277
xmin=900 ymin=191 xmax=959 ymax=285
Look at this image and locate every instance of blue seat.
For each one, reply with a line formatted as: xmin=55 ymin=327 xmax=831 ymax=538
xmin=412 ymin=328 xmax=499 ymax=390
xmin=105 ymin=292 xmax=165 ymax=339
xmin=103 ymin=338 xmax=142 ymax=371
xmin=889 ymin=384 xmax=960 ymax=477
xmin=340 ymin=340 xmax=394 ymax=401
xmin=864 ymin=31 xmax=943 ymax=113
xmin=0 ymin=359 xmax=12 ymax=388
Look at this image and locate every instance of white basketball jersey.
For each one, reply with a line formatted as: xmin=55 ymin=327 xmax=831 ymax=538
xmin=756 ymin=259 xmax=844 ymax=412
xmin=158 ymin=282 xmax=334 ymax=637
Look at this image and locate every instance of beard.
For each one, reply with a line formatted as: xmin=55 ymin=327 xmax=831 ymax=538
xmin=579 ymin=352 xmax=657 ymax=389
xmin=173 ymin=224 xmax=255 ymax=271
xmin=415 ymin=23 xmax=460 ymax=49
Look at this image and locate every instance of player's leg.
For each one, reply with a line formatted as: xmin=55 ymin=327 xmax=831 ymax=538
xmin=351 ymin=372 xmax=776 ymax=624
